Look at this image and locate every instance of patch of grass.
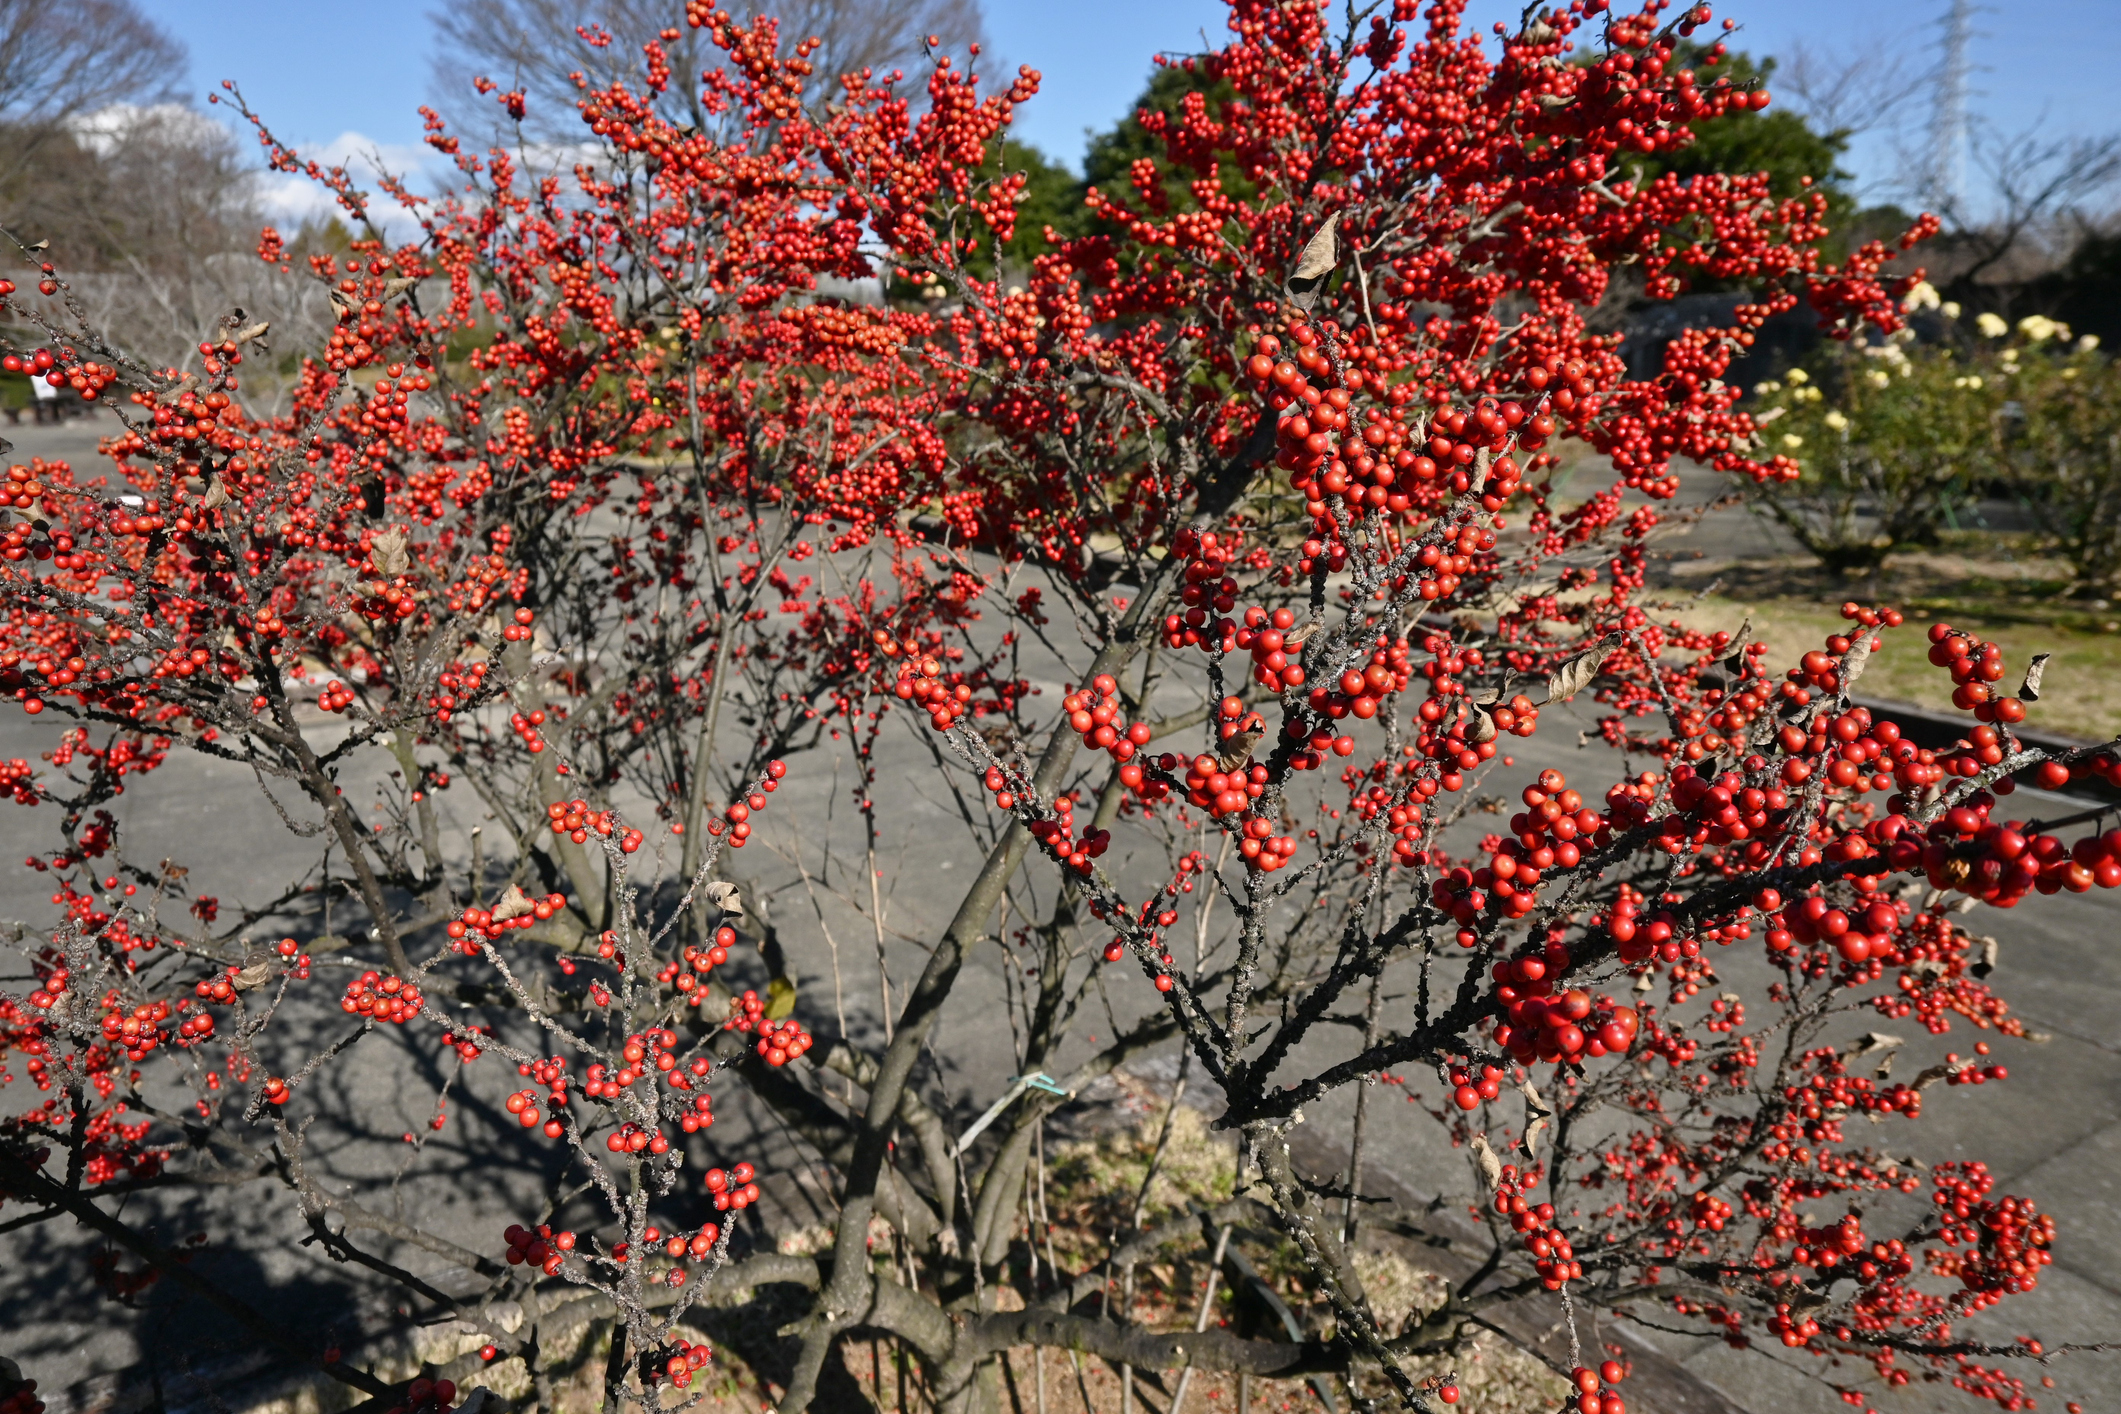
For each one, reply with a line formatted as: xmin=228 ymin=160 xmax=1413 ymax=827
xmin=1657 ymin=550 xmax=2121 ymax=743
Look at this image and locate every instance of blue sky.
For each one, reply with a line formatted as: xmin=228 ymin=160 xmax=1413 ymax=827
xmin=145 ymin=0 xmax=2118 ymax=220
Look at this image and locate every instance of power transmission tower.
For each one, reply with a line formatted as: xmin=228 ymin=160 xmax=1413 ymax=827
xmin=1926 ymin=0 xmax=1973 ymax=213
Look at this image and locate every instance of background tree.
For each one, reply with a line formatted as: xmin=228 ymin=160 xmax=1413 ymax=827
xmin=427 ymin=0 xmax=990 ymax=144
xmin=0 ymin=0 xmax=187 ymax=188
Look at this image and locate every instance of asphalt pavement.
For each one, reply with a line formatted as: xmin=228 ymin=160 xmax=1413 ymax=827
xmin=1 ymin=414 xmax=2117 ymax=1414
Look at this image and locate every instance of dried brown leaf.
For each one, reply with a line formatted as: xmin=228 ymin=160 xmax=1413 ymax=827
xmin=232 ymin=962 xmax=275 ymax=991
xmin=1469 ymin=708 xmax=1498 ymax=744
xmin=369 ymin=528 xmax=410 ymax=576
xmin=1217 ymin=728 xmax=1265 ymax=772
xmin=491 ymin=883 xmax=535 ymax=922
xmin=1545 ymin=642 xmax=1615 ymax=703
xmin=1722 ymin=612 xmax=1753 ymax=675
xmin=1468 ymin=1134 xmax=1503 ymax=1190
xmin=200 ymin=480 xmax=230 ymax=510
xmin=1839 ymin=631 xmax=1876 ymax=694
xmin=704 ymin=880 xmax=742 ymax=916
xmin=232 ymin=321 xmax=271 ymax=345
xmin=2020 ymin=653 xmax=2051 ymax=703
xmin=1848 ymin=1031 xmax=1903 ymax=1056
xmin=1283 ymin=212 xmax=1341 ymax=312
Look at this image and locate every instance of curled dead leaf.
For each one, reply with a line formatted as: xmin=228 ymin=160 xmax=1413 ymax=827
xmin=232 ymin=962 xmax=275 ymax=991
xmin=491 ymin=883 xmax=535 ymax=922
xmin=1838 ymin=631 xmax=1876 ymax=693
xmin=369 ymin=528 xmax=410 ymax=576
xmin=704 ymin=880 xmax=742 ymax=916
xmin=1468 ymin=1134 xmax=1503 ymax=1190
xmin=1517 ymin=1078 xmax=1549 ymax=1157
xmin=200 ymin=480 xmax=230 ymax=510
xmin=2020 ymin=653 xmax=2050 ymax=703
xmin=1469 ymin=708 xmax=1497 ymax=744
xmin=1722 ymin=611 xmax=1753 ymax=676
xmin=1284 ymin=620 xmax=1318 ymax=648
xmin=1912 ymin=1059 xmax=1974 ymax=1091
xmin=383 ymin=276 xmax=421 ymax=300
xmin=1545 ymin=642 xmax=1615 ymax=702
xmin=1849 ymin=1031 xmax=1903 ymax=1056
xmin=1217 ymin=728 xmax=1265 ymax=772
xmin=1633 ymin=970 xmax=1654 ymax=993
xmin=1283 ymin=212 xmax=1341 ymax=312
xmin=232 ymin=322 xmax=271 ymax=345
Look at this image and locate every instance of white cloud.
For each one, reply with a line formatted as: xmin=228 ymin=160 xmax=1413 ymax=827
xmin=67 ymin=102 xmax=226 ymax=155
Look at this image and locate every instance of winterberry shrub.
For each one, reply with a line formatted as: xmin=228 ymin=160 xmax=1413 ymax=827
xmin=0 ymin=3 xmax=2108 ymax=1413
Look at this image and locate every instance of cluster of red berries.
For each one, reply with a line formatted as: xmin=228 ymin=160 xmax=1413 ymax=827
xmin=1566 ymin=1361 xmax=1631 ymax=1414
xmin=895 ymin=651 xmax=971 ymax=729
xmin=604 ymin=1121 xmax=670 ymax=1155
xmin=1611 ymin=892 xmax=1720 ymax=967
xmin=661 ymin=928 xmax=729 ymax=1004
xmin=1161 ymin=527 xmax=1242 ymax=651
xmin=500 ymin=605 xmax=536 ymax=642
xmin=0 ymin=347 xmax=57 ymax=376
xmin=427 ymin=660 xmax=490 ymax=723
xmin=509 ymin=708 xmax=548 ymax=753
xmin=753 ymin=1016 xmax=813 ymax=1066
xmin=666 ymin=926 xmax=733 ymax=998
xmin=607 ymin=1028 xmax=682 ymax=1089
xmin=705 ymin=1161 xmax=760 ymax=1211
xmin=723 ymin=989 xmax=768 ymax=1033
xmin=1922 ymin=623 xmax=2028 ymax=722
xmin=98 ymin=998 xmax=174 ymax=1060
xmin=656 ymin=1336 xmax=714 ymax=1387
xmin=383 ymin=1376 xmax=460 ymax=1414
xmin=661 ymin=1223 xmax=723 ymax=1262
xmin=1493 ymin=1163 xmax=1581 ymax=1290
xmin=1062 ymin=675 xmax=1153 ymax=763
xmin=546 ymin=798 xmax=617 ymax=845
xmin=1232 ymin=605 xmax=1309 ymax=693
xmin=355 ymin=574 xmax=422 ymax=625
xmin=318 ymin=681 xmax=356 ymax=713
xmin=1927 ymin=1164 xmax=2055 ymax=1305
xmin=502 ymin=1223 xmax=571 ymax=1274
xmin=342 ymin=972 xmax=424 ymax=1024
xmin=1447 ymin=1063 xmax=1504 ymax=1110
xmin=2 ymin=464 xmax=48 ymax=511
xmin=679 ymin=1091 xmax=716 ymax=1132
xmin=1027 ymin=793 xmax=1111 ymax=875
xmin=1774 ymin=894 xmax=1902 ymax=963
xmin=1878 ymin=800 xmax=2121 ymax=907
xmin=1315 ymin=636 xmax=1416 ymax=725
xmin=1487 ymin=943 xmax=1642 ymax=1064
xmin=448 ymin=892 xmax=567 ymax=952
xmin=504 ymin=1088 xmax=563 ymax=1136
xmin=261 ymin=1076 xmax=290 ymax=1106
xmin=1178 ymin=750 xmax=1268 ymax=821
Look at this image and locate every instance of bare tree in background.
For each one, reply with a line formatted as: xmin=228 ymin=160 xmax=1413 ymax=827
xmin=1776 ymin=41 xmax=1923 ymax=149
xmin=2 ymin=104 xmax=332 ymax=404
xmin=1930 ymin=124 xmax=2121 ymax=286
xmin=0 ymin=0 xmax=187 ymax=184
xmin=428 ymin=0 xmax=990 ymax=142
